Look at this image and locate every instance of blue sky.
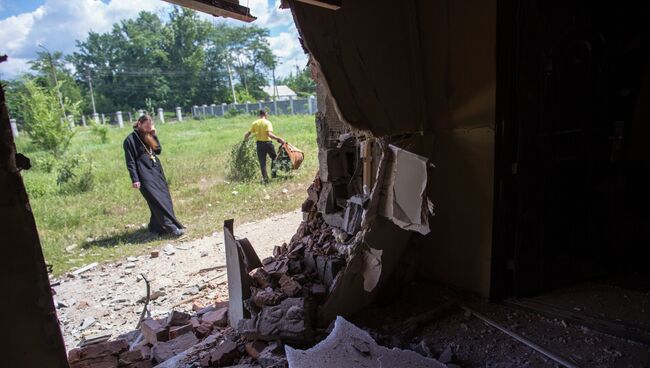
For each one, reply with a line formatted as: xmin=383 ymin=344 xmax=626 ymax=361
xmin=0 ymin=0 xmax=306 ymax=80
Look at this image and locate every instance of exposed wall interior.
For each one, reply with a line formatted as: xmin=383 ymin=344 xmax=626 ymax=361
xmin=290 ymin=0 xmax=497 ymax=297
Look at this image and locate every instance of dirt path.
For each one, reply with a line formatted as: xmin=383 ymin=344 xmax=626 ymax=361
xmin=53 ymin=210 xmax=303 ymax=350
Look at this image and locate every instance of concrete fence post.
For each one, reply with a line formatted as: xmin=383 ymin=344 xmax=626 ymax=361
xmin=289 ymin=97 xmax=294 ymax=115
xmin=209 ymin=104 xmax=216 ymax=116
xmin=309 ymin=95 xmax=315 ymax=114
xmin=258 ymin=101 xmax=263 ymax=112
xmin=128 ymin=111 xmax=133 ymax=125
xmin=93 ymin=113 xmax=100 ymax=125
xmin=81 ymin=115 xmax=87 ymax=127
xmin=176 ymin=107 xmax=183 ymax=122
xmin=202 ymin=104 xmax=208 ymax=119
xmin=273 ymin=99 xmax=278 ymax=115
xmin=101 ymin=113 xmax=106 ymax=125
xmin=245 ymin=101 xmax=251 ymax=114
xmin=157 ymin=108 xmax=165 ymax=124
xmin=116 ymin=111 xmax=124 ymax=128
xmin=138 ymin=109 xmax=144 ymax=117
xmin=10 ymin=118 xmax=18 ymax=137
xmin=221 ymin=103 xmax=226 ymax=116
xmin=192 ymin=106 xmax=198 ymax=119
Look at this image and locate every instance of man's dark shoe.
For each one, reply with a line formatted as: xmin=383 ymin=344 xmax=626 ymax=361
xmin=172 ymin=228 xmax=184 ymax=237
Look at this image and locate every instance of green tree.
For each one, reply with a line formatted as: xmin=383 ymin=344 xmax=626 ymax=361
xmin=279 ymin=67 xmax=315 ymax=97
xmin=163 ymin=7 xmax=210 ymax=107
xmin=20 ymin=79 xmax=79 ymax=155
xmin=28 ymin=50 xmax=86 ymax=114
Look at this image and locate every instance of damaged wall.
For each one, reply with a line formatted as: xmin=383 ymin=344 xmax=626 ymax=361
xmin=290 ymin=0 xmax=496 ymax=297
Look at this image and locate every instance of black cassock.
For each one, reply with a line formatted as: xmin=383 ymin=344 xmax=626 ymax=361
xmin=123 ymin=131 xmax=183 ymax=235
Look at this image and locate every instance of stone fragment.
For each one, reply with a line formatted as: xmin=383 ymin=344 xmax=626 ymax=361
xmin=201 ymin=306 xmax=228 ymax=328
xmin=68 ymin=339 xmax=128 ymax=363
xmin=204 ymin=339 xmax=239 ymax=367
xmin=245 ymin=341 xmax=268 ymax=359
xmin=249 ymin=267 xmax=272 ymax=289
xmin=257 ymin=343 xmax=288 ymax=368
xmin=140 ymin=318 xmax=168 ymax=344
xmin=169 ymin=324 xmax=193 ymax=339
xmin=118 ymin=349 xmax=146 ymax=365
xmin=150 ymin=251 xmax=159 ymax=258
xmin=252 ymin=288 xmax=285 ymax=308
xmin=80 ymin=317 xmax=96 ymax=331
xmin=152 ymin=332 xmax=198 ymax=363
xmin=253 ymin=298 xmax=312 ymax=343
xmin=69 ymin=354 xmax=118 ymax=368
xmin=166 ymin=311 xmax=191 ymax=327
xmin=279 ymin=275 xmax=302 ymax=297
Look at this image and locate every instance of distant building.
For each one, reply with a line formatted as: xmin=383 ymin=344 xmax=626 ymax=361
xmin=261 ymin=85 xmax=298 ymax=100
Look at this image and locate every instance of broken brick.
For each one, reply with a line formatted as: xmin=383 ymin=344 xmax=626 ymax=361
xmin=169 ymin=323 xmax=194 ymax=339
xmin=207 ymin=339 xmax=240 ymax=367
xmin=69 ymin=354 xmax=118 ymax=368
xmin=140 ymin=318 xmax=168 ymax=344
xmin=252 ymin=288 xmax=285 ymax=308
xmin=150 ymin=251 xmax=159 ymax=258
xmin=152 ymin=332 xmax=198 ymax=363
xmin=201 ymin=306 xmax=228 ymax=328
xmin=245 ymin=340 xmax=268 ymax=359
xmin=249 ymin=267 xmax=273 ymax=289
xmin=68 ymin=339 xmax=128 ymax=363
xmin=118 ymin=349 xmax=147 ymax=365
xmin=279 ymin=275 xmax=302 ymax=297
xmin=166 ymin=311 xmax=191 ymax=327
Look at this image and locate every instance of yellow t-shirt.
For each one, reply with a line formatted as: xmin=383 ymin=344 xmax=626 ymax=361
xmin=250 ymin=118 xmax=273 ymax=142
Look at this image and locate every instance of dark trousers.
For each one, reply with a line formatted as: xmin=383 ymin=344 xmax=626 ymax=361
xmin=256 ymin=141 xmax=277 ymax=180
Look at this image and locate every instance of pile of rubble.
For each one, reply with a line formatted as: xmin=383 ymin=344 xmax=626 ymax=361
xmin=66 ymin=200 xmax=350 ymax=368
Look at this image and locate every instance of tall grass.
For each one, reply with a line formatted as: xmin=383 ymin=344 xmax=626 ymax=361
xmin=15 ymin=114 xmax=317 ymax=275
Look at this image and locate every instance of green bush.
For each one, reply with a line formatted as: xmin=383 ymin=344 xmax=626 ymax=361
xmin=20 ymin=79 xmax=79 ymax=156
xmin=90 ymin=122 xmax=109 ymax=144
xmin=32 ymin=153 xmax=57 ymax=173
xmin=56 ymin=155 xmax=95 ymax=194
xmin=225 ymin=108 xmax=244 ymax=118
xmin=227 ymin=140 xmax=259 ymax=182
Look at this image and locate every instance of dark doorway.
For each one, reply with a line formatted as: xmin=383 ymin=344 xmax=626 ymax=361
xmin=493 ymin=1 xmax=650 ymax=298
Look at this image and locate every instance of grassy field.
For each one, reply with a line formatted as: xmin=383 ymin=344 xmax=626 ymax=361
xmin=15 ymin=114 xmax=317 ymax=275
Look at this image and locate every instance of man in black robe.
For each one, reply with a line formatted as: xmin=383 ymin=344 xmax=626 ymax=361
xmin=124 ymin=115 xmax=184 ymax=236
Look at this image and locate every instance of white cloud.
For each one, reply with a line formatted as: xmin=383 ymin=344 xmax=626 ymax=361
xmin=0 ymin=0 xmax=171 ymax=78
xmin=0 ymin=0 xmax=304 ymax=79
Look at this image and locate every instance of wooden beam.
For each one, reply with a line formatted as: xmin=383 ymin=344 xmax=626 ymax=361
xmin=162 ymin=0 xmax=257 ymax=22
xmin=294 ymin=0 xmax=342 ymax=11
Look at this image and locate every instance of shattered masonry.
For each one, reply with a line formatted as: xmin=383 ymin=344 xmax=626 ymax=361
xmin=66 ymin=57 xmax=435 ymax=368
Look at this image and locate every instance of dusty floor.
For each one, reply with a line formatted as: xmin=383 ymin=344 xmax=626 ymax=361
xmin=52 ymin=210 xmax=302 ymax=350
xmin=354 ymin=283 xmax=650 ymax=368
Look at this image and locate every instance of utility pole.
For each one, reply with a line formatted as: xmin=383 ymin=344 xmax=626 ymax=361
xmin=226 ymin=57 xmax=238 ymax=104
xmin=38 ymin=44 xmax=65 ymax=117
xmin=272 ymin=65 xmax=278 ymax=101
xmin=87 ymin=69 xmax=97 ymax=115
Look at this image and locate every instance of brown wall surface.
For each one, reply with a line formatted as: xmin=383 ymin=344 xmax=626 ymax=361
xmin=291 ymin=0 xmax=497 ymax=297
xmin=414 ymin=0 xmax=496 ymax=297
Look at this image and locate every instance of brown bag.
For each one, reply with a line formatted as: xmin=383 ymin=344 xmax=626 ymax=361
xmin=279 ymin=142 xmax=304 ymax=170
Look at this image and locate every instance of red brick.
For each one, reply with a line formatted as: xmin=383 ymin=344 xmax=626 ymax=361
xmin=169 ymin=323 xmax=193 ymax=339
xmin=140 ymin=318 xmax=168 ymax=344
xmin=201 ymin=307 xmax=228 ymax=328
xmin=69 ymin=355 xmax=118 ymax=368
xmin=68 ymin=339 xmax=128 ymax=363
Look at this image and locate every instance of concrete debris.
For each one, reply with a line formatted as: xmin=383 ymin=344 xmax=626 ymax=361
xmin=80 ymin=317 xmax=96 ymax=331
xmin=285 ymin=316 xmax=445 ymax=368
xmin=73 ymin=262 xmax=98 ymax=276
xmin=163 ymin=244 xmax=176 ymax=256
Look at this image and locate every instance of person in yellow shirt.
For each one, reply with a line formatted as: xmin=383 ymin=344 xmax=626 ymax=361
xmin=244 ymin=110 xmax=285 ymax=182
